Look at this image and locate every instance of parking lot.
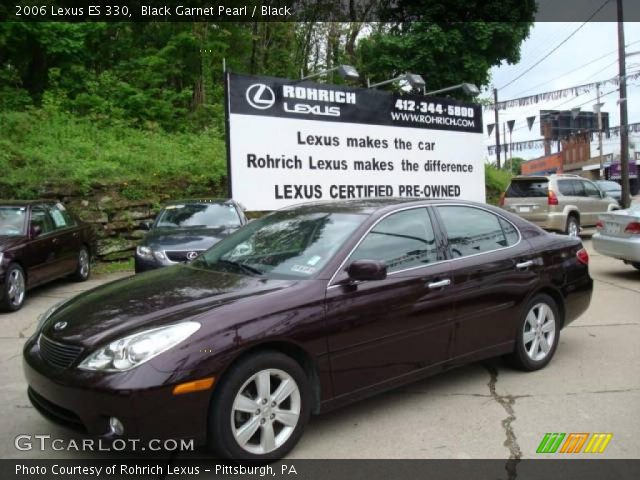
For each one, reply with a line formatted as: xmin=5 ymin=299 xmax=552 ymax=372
xmin=1 ymin=236 xmax=639 ymax=460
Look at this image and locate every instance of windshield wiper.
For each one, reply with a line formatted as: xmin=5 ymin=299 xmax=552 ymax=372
xmin=216 ymin=259 xmax=263 ymax=276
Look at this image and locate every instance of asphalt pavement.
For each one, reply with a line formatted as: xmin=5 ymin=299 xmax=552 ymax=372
xmin=1 ymin=237 xmax=638 ymax=460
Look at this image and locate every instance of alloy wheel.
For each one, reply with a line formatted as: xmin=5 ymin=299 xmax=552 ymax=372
xmin=523 ymin=303 xmax=556 ymax=361
xmin=231 ymin=368 xmax=301 ymax=455
xmin=7 ymin=269 xmax=25 ymax=308
xmin=567 ymin=219 xmax=579 ymax=237
xmin=79 ymin=249 xmax=90 ymax=278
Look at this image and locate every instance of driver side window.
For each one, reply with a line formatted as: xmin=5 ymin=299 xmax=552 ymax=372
xmin=350 ymin=208 xmax=438 ymax=274
xmin=30 ymin=207 xmax=55 ymax=236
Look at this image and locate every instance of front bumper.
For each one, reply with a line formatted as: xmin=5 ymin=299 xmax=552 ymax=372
xmin=592 ymin=233 xmax=640 ymax=262
xmin=134 ymin=254 xmax=164 ymax=273
xmin=23 ymin=335 xmax=211 ymax=446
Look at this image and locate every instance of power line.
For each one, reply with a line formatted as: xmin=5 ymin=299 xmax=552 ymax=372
xmin=497 ymin=0 xmax=612 ymax=90
xmin=507 ymin=39 xmax=640 ymax=98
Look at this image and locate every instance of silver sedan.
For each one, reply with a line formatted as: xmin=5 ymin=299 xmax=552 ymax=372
xmin=593 ymin=204 xmax=640 ymax=270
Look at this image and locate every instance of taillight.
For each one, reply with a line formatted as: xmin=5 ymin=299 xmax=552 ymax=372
xmin=548 ymin=190 xmax=559 ymax=205
xmin=596 ymin=220 xmax=604 ymax=231
xmin=624 ymin=222 xmax=640 ymax=234
xmin=499 ymin=192 xmax=506 ymax=207
xmin=576 ymin=248 xmax=589 ymax=265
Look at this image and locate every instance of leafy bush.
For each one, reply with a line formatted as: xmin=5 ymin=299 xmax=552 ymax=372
xmin=0 ymin=107 xmax=228 ymax=200
xmin=485 ymin=163 xmax=512 ymax=205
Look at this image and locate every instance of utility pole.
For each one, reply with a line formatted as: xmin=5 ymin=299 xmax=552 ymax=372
xmin=617 ymin=0 xmax=630 ymax=208
xmin=493 ymin=88 xmax=501 ymax=169
xmin=595 ymin=82 xmax=604 ymax=178
xmin=503 ymin=122 xmax=507 ymax=170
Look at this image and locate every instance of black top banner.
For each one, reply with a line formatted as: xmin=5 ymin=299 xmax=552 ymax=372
xmin=227 ymin=73 xmax=483 ymax=134
xmin=2 ymin=0 xmax=640 ymax=22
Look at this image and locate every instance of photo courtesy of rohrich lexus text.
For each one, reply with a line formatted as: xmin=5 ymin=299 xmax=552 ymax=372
xmin=0 ymin=1 xmax=639 ymax=479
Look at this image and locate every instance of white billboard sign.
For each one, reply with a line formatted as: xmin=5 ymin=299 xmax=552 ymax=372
xmin=226 ymin=73 xmax=485 ymax=210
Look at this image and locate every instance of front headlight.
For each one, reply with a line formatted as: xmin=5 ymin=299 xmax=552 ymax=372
xmin=78 ymin=322 xmax=201 ymax=372
xmin=136 ymin=245 xmax=153 ymax=260
xmin=0 ymin=252 xmax=4 ymax=265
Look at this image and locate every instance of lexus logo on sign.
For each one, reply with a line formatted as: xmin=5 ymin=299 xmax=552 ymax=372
xmin=245 ymin=84 xmax=276 ymax=110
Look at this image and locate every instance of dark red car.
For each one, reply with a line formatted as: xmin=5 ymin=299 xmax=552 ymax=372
xmin=23 ymin=199 xmax=592 ymax=460
xmin=1 ymin=200 xmax=95 ymax=311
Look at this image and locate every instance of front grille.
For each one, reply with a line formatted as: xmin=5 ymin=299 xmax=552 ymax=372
xmin=38 ymin=335 xmax=83 ymax=369
xmin=28 ymin=387 xmax=86 ymax=432
xmin=165 ymin=250 xmax=203 ymax=263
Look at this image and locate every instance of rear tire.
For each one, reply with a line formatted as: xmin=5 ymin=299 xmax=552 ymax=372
xmin=506 ymin=294 xmax=560 ymax=371
xmin=1 ymin=263 xmax=26 ymax=312
xmin=565 ymin=215 xmax=580 ymax=237
xmin=71 ymin=246 xmax=90 ymax=282
xmin=208 ymin=351 xmax=311 ymax=461
xmin=632 ymin=263 xmax=640 ymax=271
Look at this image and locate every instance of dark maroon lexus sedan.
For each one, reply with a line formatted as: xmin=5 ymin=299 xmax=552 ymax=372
xmin=1 ymin=200 xmax=95 ymax=311
xmin=23 ymin=199 xmax=592 ymax=460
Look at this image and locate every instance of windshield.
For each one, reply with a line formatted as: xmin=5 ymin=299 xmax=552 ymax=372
xmin=192 ymin=210 xmax=367 ymax=279
xmin=155 ymin=203 xmax=241 ymax=228
xmin=0 ymin=206 xmax=27 ymax=236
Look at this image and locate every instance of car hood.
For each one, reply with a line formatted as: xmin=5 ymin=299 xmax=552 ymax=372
xmin=40 ymin=265 xmax=295 ymax=347
xmin=141 ymin=226 xmax=238 ymax=252
xmin=0 ymin=235 xmax=27 ymax=252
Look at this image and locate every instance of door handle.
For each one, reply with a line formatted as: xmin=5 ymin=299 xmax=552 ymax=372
xmin=427 ymin=279 xmax=451 ymax=290
xmin=516 ymin=260 xmax=534 ymax=270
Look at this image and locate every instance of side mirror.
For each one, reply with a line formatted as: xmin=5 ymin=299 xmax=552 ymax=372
xmin=30 ymin=224 xmax=42 ymax=238
xmin=346 ymin=259 xmax=387 ymax=282
xmin=139 ymin=220 xmax=152 ymax=230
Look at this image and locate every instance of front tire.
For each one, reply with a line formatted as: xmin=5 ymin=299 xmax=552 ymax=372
xmin=1 ymin=263 xmax=26 ymax=312
xmin=71 ymin=246 xmax=90 ymax=282
xmin=632 ymin=262 xmax=640 ymax=271
xmin=208 ymin=351 xmax=311 ymax=461
xmin=506 ymin=294 xmax=560 ymax=371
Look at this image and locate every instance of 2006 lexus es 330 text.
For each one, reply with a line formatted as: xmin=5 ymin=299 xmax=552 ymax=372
xmin=23 ymin=199 xmax=593 ymax=460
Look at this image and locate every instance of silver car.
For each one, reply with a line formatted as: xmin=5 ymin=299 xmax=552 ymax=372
xmin=592 ymin=204 xmax=640 ymax=270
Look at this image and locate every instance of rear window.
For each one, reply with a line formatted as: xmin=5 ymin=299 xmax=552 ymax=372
xmin=505 ymin=179 xmax=548 ymax=198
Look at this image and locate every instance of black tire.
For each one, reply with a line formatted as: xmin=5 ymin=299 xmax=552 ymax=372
xmin=208 ymin=351 xmax=311 ymax=461
xmin=1 ymin=263 xmax=26 ymax=312
xmin=632 ymin=263 xmax=640 ymax=271
xmin=565 ymin=215 xmax=580 ymax=237
xmin=70 ymin=246 xmax=90 ymax=282
xmin=506 ymin=294 xmax=561 ymax=371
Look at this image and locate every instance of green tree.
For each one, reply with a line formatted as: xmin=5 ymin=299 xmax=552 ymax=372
xmin=358 ymin=0 xmax=535 ymax=95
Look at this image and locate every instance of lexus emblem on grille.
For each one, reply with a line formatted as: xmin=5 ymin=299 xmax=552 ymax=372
xmin=186 ymin=251 xmax=199 ymax=261
xmin=54 ymin=321 xmax=68 ymax=331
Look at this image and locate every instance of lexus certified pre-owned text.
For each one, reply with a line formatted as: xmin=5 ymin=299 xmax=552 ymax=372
xmin=24 ymin=199 xmax=592 ymax=460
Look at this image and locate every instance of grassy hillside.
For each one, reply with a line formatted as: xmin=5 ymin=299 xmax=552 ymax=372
xmin=0 ymin=107 xmax=228 ymax=200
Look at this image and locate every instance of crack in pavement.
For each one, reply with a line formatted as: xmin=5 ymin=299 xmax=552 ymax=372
xmin=483 ymin=363 xmax=521 ymax=480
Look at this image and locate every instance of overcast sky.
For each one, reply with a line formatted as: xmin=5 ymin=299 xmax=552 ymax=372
xmin=482 ymin=22 xmax=640 ymax=162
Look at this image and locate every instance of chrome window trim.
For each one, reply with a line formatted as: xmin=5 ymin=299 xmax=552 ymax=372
xmin=326 ymin=203 xmax=523 ymax=290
